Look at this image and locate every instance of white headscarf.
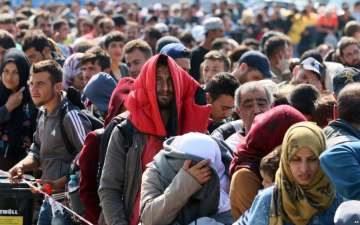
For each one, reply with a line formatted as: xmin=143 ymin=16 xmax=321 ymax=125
xmin=172 ymin=132 xmax=230 ymax=213
xmin=62 ymin=53 xmax=84 ymax=90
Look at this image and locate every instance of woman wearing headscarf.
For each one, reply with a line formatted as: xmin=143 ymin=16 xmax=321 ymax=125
xmin=140 ymin=132 xmax=233 ymax=225
xmin=62 ymin=52 xmax=85 ymax=91
xmin=229 ymin=105 xmax=307 ymax=219
xmin=234 ymin=122 xmax=343 ymax=225
xmin=0 ymin=48 xmax=37 ymax=170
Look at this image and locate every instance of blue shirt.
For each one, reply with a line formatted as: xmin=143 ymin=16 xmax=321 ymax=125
xmin=234 ymin=186 xmax=343 ymax=225
xmin=320 ymin=142 xmax=360 ymax=200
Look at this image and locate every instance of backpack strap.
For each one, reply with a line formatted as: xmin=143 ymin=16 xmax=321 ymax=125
xmin=96 ymin=117 xmax=134 ymax=187
xmin=59 ymin=102 xmax=78 ymax=156
xmin=118 ymin=119 xmax=134 ymax=149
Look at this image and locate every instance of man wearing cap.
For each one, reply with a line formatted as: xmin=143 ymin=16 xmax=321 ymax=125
xmin=291 ymin=57 xmax=325 ymax=91
xmin=160 ymin=43 xmax=191 ymax=72
xmin=190 ymin=17 xmax=224 ymax=81
xmin=231 ymin=51 xmax=273 ymax=84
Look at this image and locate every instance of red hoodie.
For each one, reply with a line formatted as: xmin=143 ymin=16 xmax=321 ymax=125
xmin=125 ymin=54 xmax=211 ymax=225
xmin=229 ymin=105 xmax=307 ymax=178
xmin=104 ymin=77 xmax=135 ymax=126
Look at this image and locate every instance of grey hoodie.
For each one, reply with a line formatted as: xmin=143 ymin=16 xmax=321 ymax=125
xmin=141 ymin=136 xmax=233 ymax=225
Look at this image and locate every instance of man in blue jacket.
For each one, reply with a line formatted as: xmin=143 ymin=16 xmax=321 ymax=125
xmin=320 ymin=82 xmax=360 ymax=200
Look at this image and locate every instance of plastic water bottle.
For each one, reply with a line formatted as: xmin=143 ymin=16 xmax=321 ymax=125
xmin=67 ymin=174 xmax=84 ymax=215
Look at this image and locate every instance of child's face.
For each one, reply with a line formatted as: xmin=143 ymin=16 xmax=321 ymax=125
xmin=260 ymin=170 xmax=274 ymax=189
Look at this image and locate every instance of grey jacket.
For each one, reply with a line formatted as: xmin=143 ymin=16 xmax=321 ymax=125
xmin=98 ymin=122 xmax=146 ymax=225
xmin=29 ymin=97 xmax=92 ymax=180
xmin=140 ymin=138 xmax=223 ymax=225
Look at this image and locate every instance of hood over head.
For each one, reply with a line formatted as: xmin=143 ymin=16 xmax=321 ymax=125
xmin=230 ymin=105 xmax=307 ymax=177
xmin=104 ymin=77 xmax=134 ymax=126
xmin=82 ymin=72 xmax=117 ymax=115
xmin=125 ymin=54 xmax=211 ymax=137
xmin=0 ymin=48 xmax=31 ymax=105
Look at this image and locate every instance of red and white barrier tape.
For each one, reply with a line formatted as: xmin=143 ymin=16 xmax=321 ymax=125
xmin=0 ymin=170 xmax=93 ymax=225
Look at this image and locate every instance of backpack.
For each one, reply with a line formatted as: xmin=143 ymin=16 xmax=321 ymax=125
xmin=60 ymin=88 xmax=104 ymax=155
xmin=96 ymin=112 xmax=133 ymax=186
xmin=77 ymin=112 xmax=132 ymax=223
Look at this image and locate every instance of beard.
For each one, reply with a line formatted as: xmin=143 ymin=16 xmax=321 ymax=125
xmin=157 ymin=93 xmax=174 ymax=109
xmin=33 ymin=90 xmax=56 ymax=107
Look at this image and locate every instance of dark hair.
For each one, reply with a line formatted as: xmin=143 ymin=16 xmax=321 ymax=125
xmin=17 ymin=20 xmax=30 ymax=30
xmin=30 ymin=60 xmax=63 ymax=84
xmin=145 ymin=27 xmax=162 ymax=41
xmin=0 ymin=13 xmax=16 ymax=24
xmin=18 ymin=8 xmax=33 ymax=17
xmin=228 ymin=46 xmax=250 ymax=66
xmin=338 ymin=83 xmax=360 ymax=124
xmin=289 ymin=84 xmax=320 ymax=117
xmin=260 ymin=146 xmax=281 ymax=181
xmin=205 ymin=72 xmax=240 ymax=100
xmin=157 ymin=54 xmax=168 ymax=68
xmin=0 ymin=30 xmax=16 ymax=49
xmin=259 ymin=31 xmax=283 ymax=52
xmin=33 ymin=12 xmax=49 ymax=27
xmin=112 ymin=14 xmax=127 ymax=27
xmin=312 ymin=91 xmax=336 ymax=128
xmin=264 ymin=35 xmax=287 ymax=58
xmin=338 ymin=37 xmax=360 ymax=57
xmin=22 ymin=30 xmax=51 ymax=52
xmin=53 ymin=19 xmax=68 ymax=32
xmin=82 ymin=47 xmax=111 ymax=70
xmin=93 ymin=14 xmax=106 ymax=26
xmin=344 ymin=21 xmax=360 ymax=37
xmin=211 ymin=37 xmax=228 ymax=50
xmin=355 ymin=1 xmax=360 ymax=8
xmin=300 ymin=49 xmax=324 ymax=64
xmin=155 ymin=36 xmax=180 ymax=53
xmin=242 ymin=38 xmax=259 ymax=50
xmin=179 ymin=31 xmax=195 ymax=46
xmin=104 ymin=31 xmax=126 ymax=49
xmin=123 ymin=39 xmax=153 ymax=59
xmin=73 ymin=40 xmax=94 ymax=53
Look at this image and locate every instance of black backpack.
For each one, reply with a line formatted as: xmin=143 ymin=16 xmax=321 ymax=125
xmin=59 ymin=101 xmax=104 ymax=155
xmin=96 ymin=112 xmax=133 ymax=186
xmin=60 ymin=87 xmax=104 ymax=155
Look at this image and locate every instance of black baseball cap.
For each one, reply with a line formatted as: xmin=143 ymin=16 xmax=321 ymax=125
xmin=238 ymin=51 xmax=273 ymax=79
xmin=333 ymin=67 xmax=360 ymax=95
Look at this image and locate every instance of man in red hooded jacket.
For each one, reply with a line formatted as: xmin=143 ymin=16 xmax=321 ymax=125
xmin=98 ymin=54 xmax=211 ymax=225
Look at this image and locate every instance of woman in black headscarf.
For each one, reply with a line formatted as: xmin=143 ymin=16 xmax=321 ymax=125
xmin=0 ymin=48 xmax=37 ymax=170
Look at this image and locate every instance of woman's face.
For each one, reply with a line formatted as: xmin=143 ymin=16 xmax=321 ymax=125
xmin=289 ymin=147 xmax=319 ymax=186
xmin=2 ymin=62 xmax=20 ymax=92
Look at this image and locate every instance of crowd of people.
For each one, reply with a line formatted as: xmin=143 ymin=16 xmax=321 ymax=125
xmin=1 ymin=0 xmax=360 ymax=224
